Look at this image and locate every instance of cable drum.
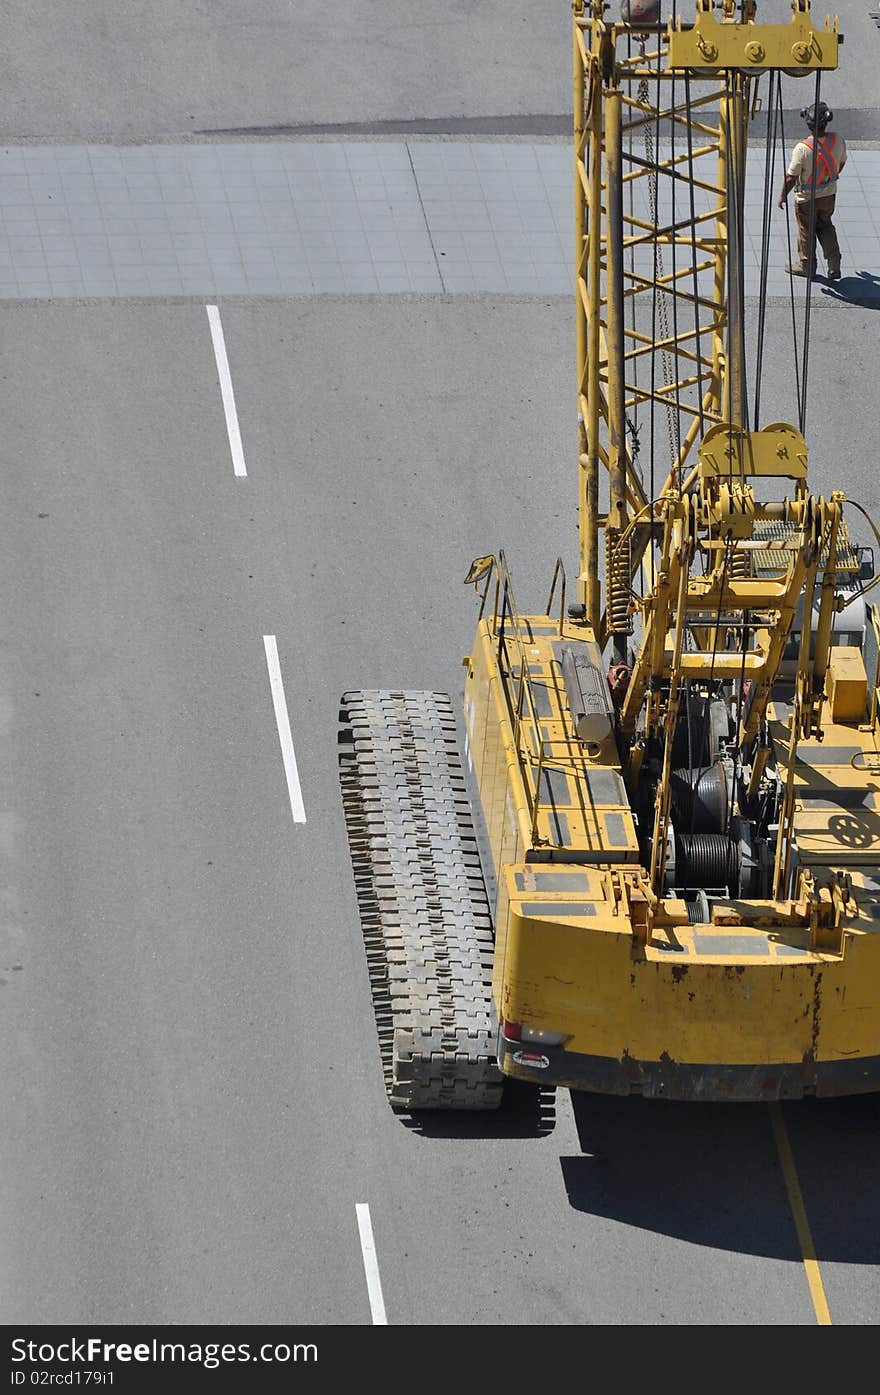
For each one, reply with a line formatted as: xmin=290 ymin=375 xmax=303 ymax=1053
xmin=671 ymin=762 xmax=729 ymax=834
xmin=675 ymin=833 xmax=740 ymax=895
xmin=685 ymin=889 xmax=711 ymax=924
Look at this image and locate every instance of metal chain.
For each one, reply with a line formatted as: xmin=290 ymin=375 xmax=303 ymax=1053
xmin=640 ymin=72 xmax=678 ymax=475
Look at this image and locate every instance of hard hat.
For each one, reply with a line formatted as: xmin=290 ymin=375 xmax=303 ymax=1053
xmin=801 ymin=101 xmax=832 ymax=130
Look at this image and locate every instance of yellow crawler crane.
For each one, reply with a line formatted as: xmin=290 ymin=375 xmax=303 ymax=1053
xmin=462 ymin=0 xmax=880 ymax=1102
xmin=340 ymin=0 xmax=880 ymax=1109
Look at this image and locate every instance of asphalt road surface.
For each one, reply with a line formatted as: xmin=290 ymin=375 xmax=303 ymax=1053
xmin=1 ymin=3 xmax=879 ymax=1327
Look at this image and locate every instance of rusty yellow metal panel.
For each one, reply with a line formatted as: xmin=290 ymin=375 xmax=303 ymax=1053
xmin=465 ymin=610 xmax=639 ymax=1010
xmin=827 ymin=647 xmax=869 ymax=724
xmin=666 ymin=12 xmax=839 ymax=73
xmin=698 ymin=424 xmax=808 ymax=481
xmin=502 ymin=875 xmax=880 ymax=1069
xmin=464 ymin=619 xmax=529 ymax=1005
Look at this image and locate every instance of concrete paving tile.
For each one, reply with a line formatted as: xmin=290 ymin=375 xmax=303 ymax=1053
xmin=230 ymin=214 xmax=270 ymax=235
xmin=2 ymin=211 xmax=40 ymax=233
xmin=379 ymin=171 xmax=418 ymax=194
xmin=309 ymin=267 xmax=347 ymax=291
xmin=350 ymin=175 xmax=394 ymax=200
xmin=126 ymin=203 xmax=168 ymax=222
xmin=27 ymin=171 xmax=63 ymax=189
xmin=343 ymin=266 xmax=379 ymax=291
xmin=14 ymin=262 xmax=52 ymax=281
xmin=42 ymin=251 xmax=80 ymax=272
xmin=268 ymin=230 xmax=306 ymax=248
xmin=112 ymin=274 xmax=152 ymax=294
xmin=241 ymin=261 xmax=278 ymax=284
xmin=282 ymin=144 xmax=321 ymax=169
xmin=206 ymin=239 xmax=243 ymax=260
xmin=504 ymin=268 xmax=543 ymax=291
xmin=40 ymin=231 xmax=77 ymax=253
xmin=137 ymin=249 xmax=178 ymax=268
xmin=264 ymin=208 xmax=301 ymax=230
xmin=48 ymin=278 xmax=87 ymax=296
xmin=445 ymin=201 xmax=493 ymax=230
xmin=373 ymin=270 xmax=414 ymax=292
xmin=244 ymin=272 xmax=283 ymax=293
xmin=60 ymin=172 xmax=97 ymax=191
xmin=254 ymin=171 xmax=290 ymax=191
xmin=469 ymin=144 xmax=508 ymax=171
xmin=346 ymin=145 xmax=395 ymax=171
xmin=207 ymin=260 xmax=246 ymax=282
xmin=374 ymin=145 xmax=411 ymax=171
xmin=109 ymin=247 xmax=147 ymax=268
xmin=0 ymin=188 xmax=34 ymax=206
xmin=237 ymin=235 xmax=274 ymax=254
xmin=276 ymin=270 xmax=315 ymax=292
xmin=98 ymin=201 xmax=139 ymax=220
xmin=174 ymin=248 xmax=211 ymax=269
xmin=409 ymin=272 xmax=443 ymax=292
xmin=211 ymin=273 xmax=251 ymax=295
xmin=308 ymin=148 xmax=350 ymax=176
xmin=91 ymin=175 xmax=129 ymax=195
xmin=188 ymin=170 xmax=225 ymax=191
xmin=13 ymin=249 xmax=48 ymax=269
xmin=200 ymin=216 xmax=237 ymax=235
xmin=288 ymin=172 xmax=326 ymax=199
xmin=160 ymin=215 xmax=199 ymax=236
xmin=6 ymin=232 xmax=38 ymax=252
xmin=143 ymin=270 xmax=183 ymax=293
xmin=54 ymin=155 xmax=93 ymax=173
xmin=170 ymin=232 xmax=208 ymax=252
xmin=502 ymin=146 xmax=540 ymax=169
xmin=295 ymin=206 xmax=332 ymax=229
xmin=124 ymin=179 xmax=162 ymax=202
xmin=221 ymin=172 xmax=259 ymax=192
xmin=37 ymin=214 xmax=75 ymax=235
xmin=99 ymin=216 xmax=140 ymax=235
xmin=492 ymin=242 xmax=539 ymax=264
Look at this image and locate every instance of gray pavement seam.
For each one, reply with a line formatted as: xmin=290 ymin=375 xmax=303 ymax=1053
xmin=405 ymin=140 xmax=446 ymax=294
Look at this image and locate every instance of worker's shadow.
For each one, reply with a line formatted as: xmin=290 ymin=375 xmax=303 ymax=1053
xmin=401 ymin=1080 xmax=557 ymax=1139
xmin=820 ymin=269 xmax=880 ymax=307
xmin=561 ymin=1090 xmax=880 ymax=1262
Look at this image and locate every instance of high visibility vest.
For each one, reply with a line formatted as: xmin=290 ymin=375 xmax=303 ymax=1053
xmin=803 ymin=133 xmax=840 ymax=188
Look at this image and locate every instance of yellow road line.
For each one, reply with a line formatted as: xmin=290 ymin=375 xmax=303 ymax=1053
xmin=769 ymin=1101 xmax=832 ymax=1325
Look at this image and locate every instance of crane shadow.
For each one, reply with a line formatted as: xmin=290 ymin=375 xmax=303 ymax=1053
xmin=820 ymin=269 xmax=880 ymax=307
xmin=400 ymin=1080 xmax=557 ymax=1139
xmin=561 ymin=1089 xmax=880 ymax=1263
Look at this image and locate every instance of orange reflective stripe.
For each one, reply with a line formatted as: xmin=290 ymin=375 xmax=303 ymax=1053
xmin=804 ymin=133 xmax=839 ymax=186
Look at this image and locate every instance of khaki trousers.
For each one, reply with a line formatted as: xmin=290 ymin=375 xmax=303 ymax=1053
xmin=794 ymin=194 xmax=841 ymax=270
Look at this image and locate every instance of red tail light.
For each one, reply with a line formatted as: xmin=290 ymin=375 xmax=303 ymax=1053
xmin=503 ymin=1019 xmax=522 ymax=1041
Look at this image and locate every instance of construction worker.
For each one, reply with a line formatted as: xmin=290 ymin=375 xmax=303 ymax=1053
xmin=778 ymin=100 xmax=846 ymax=280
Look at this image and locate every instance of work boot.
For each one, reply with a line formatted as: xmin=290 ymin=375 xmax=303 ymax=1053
xmin=788 ymin=261 xmax=814 ymax=278
xmin=827 ymin=258 xmax=842 ymax=281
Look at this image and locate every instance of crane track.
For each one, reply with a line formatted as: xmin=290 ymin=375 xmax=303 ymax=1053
xmin=338 ymin=690 xmax=503 ymax=1111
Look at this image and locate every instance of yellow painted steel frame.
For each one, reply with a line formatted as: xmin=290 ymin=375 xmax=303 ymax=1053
xmin=463 ymin=583 xmax=880 ymax=1100
xmin=461 ymin=5 xmax=880 ymax=1099
xmin=572 ymin=0 xmax=839 ymax=638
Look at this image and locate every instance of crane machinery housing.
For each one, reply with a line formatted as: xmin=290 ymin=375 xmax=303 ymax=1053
xmin=339 ymin=0 xmax=880 ymax=1109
